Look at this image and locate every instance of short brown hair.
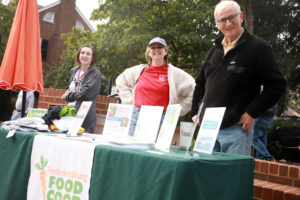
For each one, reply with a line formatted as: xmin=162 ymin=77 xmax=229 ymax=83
xmin=76 ymin=44 xmax=96 ymax=66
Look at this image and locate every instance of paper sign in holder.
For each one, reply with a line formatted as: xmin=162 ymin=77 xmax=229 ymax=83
xmin=185 ymin=103 xmax=203 ymax=156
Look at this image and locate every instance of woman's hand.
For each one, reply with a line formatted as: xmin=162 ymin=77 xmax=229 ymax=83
xmin=192 ymin=115 xmax=200 ymax=125
xmin=62 ymin=90 xmax=70 ymax=100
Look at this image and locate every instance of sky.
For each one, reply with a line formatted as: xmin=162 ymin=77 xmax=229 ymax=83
xmin=37 ymin=0 xmax=100 ymax=30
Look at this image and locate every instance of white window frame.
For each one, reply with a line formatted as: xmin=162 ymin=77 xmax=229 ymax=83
xmin=75 ymin=20 xmax=84 ymax=30
xmin=43 ymin=12 xmax=55 ymax=23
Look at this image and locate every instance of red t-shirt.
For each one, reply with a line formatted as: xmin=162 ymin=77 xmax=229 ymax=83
xmin=135 ymin=64 xmax=169 ymax=111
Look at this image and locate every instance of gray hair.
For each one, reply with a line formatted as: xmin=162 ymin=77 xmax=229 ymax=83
xmin=214 ymin=0 xmax=241 ymax=20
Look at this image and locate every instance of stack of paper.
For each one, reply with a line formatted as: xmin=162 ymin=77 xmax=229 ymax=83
xmin=102 ymin=136 xmax=154 ymax=149
xmin=83 ymin=134 xmax=154 ymax=150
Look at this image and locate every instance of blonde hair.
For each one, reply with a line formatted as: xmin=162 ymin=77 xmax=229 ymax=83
xmin=144 ymin=46 xmax=169 ymax=69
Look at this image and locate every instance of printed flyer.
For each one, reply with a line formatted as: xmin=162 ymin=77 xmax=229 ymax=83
xmin=102 ymin=103 xmax=133 ymax=137
xmin=155 ymin=104 xmax=181 ymax=150
xmin=193 ymin=107 xmax=226 ymax=154
xmin=67 ymin=101 xmax=92 ymax=136
xmin=134 ymin=105 xmax=163 ymax=143
xmin=27 ymin=108 xmax=48 ymax=118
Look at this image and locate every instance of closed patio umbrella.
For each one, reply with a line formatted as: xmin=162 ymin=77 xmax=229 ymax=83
xmin=0 ymin=0 xmax=43 ymax=117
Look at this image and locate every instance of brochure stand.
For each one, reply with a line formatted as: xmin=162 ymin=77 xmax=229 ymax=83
xmin=185 ymin=103 xmax=203 ymax=155
xmin=67 ymin=101 xmax=92 ymax=136
xmin=134 ymin=105 xmax=164 ymax=143
xmin=102 ymin=103 xmax=133 ymax=137
xmin=155 ymin=104 xmax=181 ymax=151
xmin=193 ymin=107 xmax=226 ymax=154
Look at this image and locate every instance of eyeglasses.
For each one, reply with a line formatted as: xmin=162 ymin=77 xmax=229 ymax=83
xmin=150 ymin=45 xmax=164 ymax=50
xmin=216 ymin=13 xmax=239 ymax=26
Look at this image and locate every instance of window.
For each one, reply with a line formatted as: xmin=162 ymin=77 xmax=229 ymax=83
xmin=75 ymin=20 xmax=84 ymax=30
xmin=43 ymin=12 xmax=55 ymax=23
xmin=41 ymin=39 xmax=48 ymax=62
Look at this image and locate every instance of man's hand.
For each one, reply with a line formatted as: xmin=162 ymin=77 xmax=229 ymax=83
xmin=238 ymin=112 xmax=255 ymax=132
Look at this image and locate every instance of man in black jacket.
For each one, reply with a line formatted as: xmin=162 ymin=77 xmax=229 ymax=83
xmin=191 ymin=0 xmax=286 ymax=155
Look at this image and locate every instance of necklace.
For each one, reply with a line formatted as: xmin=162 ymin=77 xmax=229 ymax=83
xmin=75 ymin=69 xmax=86 ymax=89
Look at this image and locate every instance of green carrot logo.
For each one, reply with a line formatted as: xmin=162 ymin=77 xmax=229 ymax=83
xmin=35 ymin=155 xmax=48 ymax=200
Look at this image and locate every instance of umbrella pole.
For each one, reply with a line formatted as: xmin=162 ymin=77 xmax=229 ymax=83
xmin=21 ymin=91 xmax=27 ymax=117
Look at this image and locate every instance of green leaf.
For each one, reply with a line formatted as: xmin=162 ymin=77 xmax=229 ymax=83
xmin=35 ymin=163 xmax=42 ymax=170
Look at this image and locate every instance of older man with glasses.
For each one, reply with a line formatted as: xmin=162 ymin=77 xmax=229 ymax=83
xmin=191 ymin=0 xmax=286 ymax=156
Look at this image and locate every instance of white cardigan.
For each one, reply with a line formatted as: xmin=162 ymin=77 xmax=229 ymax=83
xmin=116 ymin=64 xmax=196 ymax=116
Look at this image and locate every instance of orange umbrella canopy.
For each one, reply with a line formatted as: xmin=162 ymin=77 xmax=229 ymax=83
xmin=0 ymin=0 xmax=43 ymax=93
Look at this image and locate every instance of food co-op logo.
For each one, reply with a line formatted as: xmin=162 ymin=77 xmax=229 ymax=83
xmin=35 ymin=156 xmax=85 ymax=200
xmin=180 ymin=130 xmax=191 ymax=136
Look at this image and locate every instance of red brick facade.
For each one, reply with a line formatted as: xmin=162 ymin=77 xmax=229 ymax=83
xmin=254 ymin=159 xmax=300 ymax=200
xmin=37 ymin=88 xmax=117 ymax=115
xmin=39 ymin=0 xmax=93 ymax=67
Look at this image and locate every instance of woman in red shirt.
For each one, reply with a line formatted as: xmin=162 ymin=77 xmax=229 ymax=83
xmin=116 ymin=37 xmax=195 ymax=137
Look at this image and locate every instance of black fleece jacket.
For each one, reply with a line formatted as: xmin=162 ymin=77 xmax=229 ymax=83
xmin=191 ymin=29 xmax=286 ymax=128
xmin=66 ymin=65 xmax=102 ymax=131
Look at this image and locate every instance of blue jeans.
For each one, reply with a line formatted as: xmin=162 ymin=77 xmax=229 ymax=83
xmin=252 ymin=117 xmax=274 ymax=160
xmin=128 ymin=106 xmax=165 ymax=140
xmin=213 ymin=124 xmax=254 ymax=156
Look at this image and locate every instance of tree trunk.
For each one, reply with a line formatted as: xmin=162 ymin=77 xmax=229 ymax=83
xmin=237 ymin=0 xmax=253 ymax=34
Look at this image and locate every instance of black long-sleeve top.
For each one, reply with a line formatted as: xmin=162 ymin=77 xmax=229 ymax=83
xmin=191 ymin=29 xmax=286 ymax=128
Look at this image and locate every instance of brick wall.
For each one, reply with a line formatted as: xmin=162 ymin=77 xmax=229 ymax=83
xmin=39 ymin=0 xmax=92 ymax=67
xmin=37 ymin=88 xmax=117 ymax=115
xmin=254 ymin=160 xmax=300 ymax=188
xmin=254 ymin=159 xmax=300 ymax=200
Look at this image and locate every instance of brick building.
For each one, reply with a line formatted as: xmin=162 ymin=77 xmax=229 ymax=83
xmin=38 ymin=0 xmax=94 ymax=68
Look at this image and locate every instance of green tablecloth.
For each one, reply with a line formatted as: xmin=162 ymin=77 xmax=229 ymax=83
xmin=0 ymin=128 xmax=255 ymax=200
xmin=0 ymin=129 xmax=35 ymax=200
